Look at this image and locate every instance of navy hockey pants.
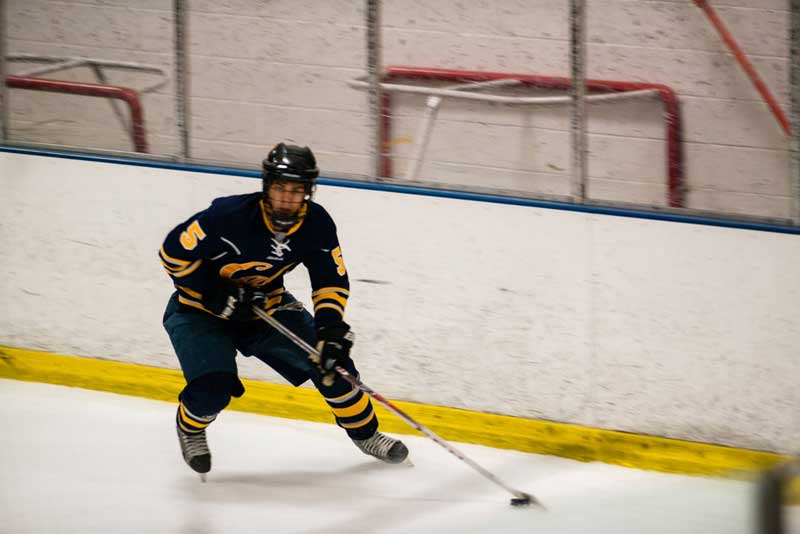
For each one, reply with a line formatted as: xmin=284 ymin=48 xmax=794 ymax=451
xmin=162 ymin=292 xmax=378 ymax=439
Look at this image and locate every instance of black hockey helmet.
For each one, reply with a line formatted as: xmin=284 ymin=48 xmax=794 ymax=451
xmin=262 ymin=143 xmax=319 ymax=193
xmin=261 ymin=143 xmax=319 ymax=230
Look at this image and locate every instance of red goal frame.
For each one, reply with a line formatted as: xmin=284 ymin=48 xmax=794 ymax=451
xmin=380 ymin=66 xmax=683 ymax=207
xmin=6 ymin=75 xmax=149 ymax=153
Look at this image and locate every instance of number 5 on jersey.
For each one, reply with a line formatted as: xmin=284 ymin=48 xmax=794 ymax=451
xmin=331 ymin=246 xmax=346 ymax=276
xmin=180 ymin=220 xmax=206 ymax=250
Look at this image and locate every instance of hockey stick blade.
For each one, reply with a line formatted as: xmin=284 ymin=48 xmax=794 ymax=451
xmin=252 ymin=305 xmax=544 ymax=508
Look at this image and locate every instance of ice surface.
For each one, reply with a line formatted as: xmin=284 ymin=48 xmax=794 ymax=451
xmin=0 ymin=379 xmax=778 ymax=534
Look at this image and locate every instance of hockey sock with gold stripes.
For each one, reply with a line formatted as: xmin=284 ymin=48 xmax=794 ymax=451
xmin=324 ymin=386 xmax=378 ymax=439
xmin=176 ymin=401 xmax=216 ymax=434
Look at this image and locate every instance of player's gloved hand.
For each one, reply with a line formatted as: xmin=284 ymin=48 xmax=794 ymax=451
xmin=203 ymin=282 xmax=266 ymax=321
xmin=311 ymin=321 xmax=354 ymax=386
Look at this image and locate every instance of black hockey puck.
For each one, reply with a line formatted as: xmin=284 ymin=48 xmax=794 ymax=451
xmin=510 ymin=495 xmax=532 ymax=507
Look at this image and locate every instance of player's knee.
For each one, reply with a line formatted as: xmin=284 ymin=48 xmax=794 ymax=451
xmin=180 ymin=372 xmax=243 ymax=416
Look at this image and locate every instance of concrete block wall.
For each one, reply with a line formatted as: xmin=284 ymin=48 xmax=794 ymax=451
xmin=6 ymin=0 xmax=177 ymax=153
xmin=5 ymin=0 xmax=793 ymax=218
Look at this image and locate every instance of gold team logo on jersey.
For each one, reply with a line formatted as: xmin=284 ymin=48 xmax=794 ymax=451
xmin=218 ymin=261 xmax=296 ymax=288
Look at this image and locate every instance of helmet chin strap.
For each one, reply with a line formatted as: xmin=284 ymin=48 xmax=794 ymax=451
xmin=264 ymin=198 xmax=308 ymax=233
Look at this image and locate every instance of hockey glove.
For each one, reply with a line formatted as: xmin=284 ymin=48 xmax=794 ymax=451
xmin=202 ymin=282 xmax=266 ymax=321
xmin=311 ymin=321 xmax=354 ymax=386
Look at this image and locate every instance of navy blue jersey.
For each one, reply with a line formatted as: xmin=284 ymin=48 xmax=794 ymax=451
xmin=159 ymin=193 xmax=349 ymax=328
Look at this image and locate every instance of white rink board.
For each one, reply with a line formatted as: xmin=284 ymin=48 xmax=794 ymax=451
xmin=1 ymin=151 xmax=798 ymax=453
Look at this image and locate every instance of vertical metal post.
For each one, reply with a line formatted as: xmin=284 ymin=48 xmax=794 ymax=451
xmin=755 ymin=466 xmax=784 ymax=534
xmin=570 ymin=0 xmax=588 ymax=203
xmin=0 ymin=0 xmax=9 ymax=143
xmin=174 ymin=0 xmax=190 ymax=160
xmin=366 ymin=0 xmax=384 ymax=178
xmin=791 ymin=0 xmax=800 ymax=224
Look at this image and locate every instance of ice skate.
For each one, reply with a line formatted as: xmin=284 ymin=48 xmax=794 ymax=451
xmin=352 ymin=432 xmax=409 ymax=464
xmin=176 ymin=425 xmax=211 ymax=479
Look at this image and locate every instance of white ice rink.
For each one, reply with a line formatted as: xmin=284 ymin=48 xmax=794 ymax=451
xmin=0 ymin=379 xmax=785 ymax=534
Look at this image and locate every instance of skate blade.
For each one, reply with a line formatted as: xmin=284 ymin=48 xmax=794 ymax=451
xmin=402 ymin=457 xmax=414 ymax=467
xmin=199 ymin=473 xmax=207 ymax=483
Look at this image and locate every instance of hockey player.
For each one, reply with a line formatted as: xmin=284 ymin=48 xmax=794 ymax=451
xmin=159 ymin=143 xmax=408 ymax=477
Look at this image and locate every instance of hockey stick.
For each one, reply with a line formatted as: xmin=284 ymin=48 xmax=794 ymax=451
xmin=252 ymin=305 xmax=542 ymax=508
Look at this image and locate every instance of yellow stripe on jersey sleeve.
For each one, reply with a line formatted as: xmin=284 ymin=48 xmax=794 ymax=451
xmin=170 ymin=259 xmax=203 ymax=278
xmin=177 ymin=295 xmax=212 ymax=314
xmin=159 ymin=246 xmax=192 ymax=269
xmin=311 ymin=287 xmax=349 ymax=317
xmin=314 ymin=302 xmax=345 ymax=317
xmin=312 ymin=291 xmax=348 ymax=307
xmin=312 ymin=287 xmax=350 ymax=298
xmin=160 ymin=259 xmax=182 ymax=273
xmin=176 ymin=285 xmax=202 ymax=300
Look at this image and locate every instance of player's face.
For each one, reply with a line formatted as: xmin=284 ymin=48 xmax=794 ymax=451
xmin=268 ymin=181 xmax=307 ymax=215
